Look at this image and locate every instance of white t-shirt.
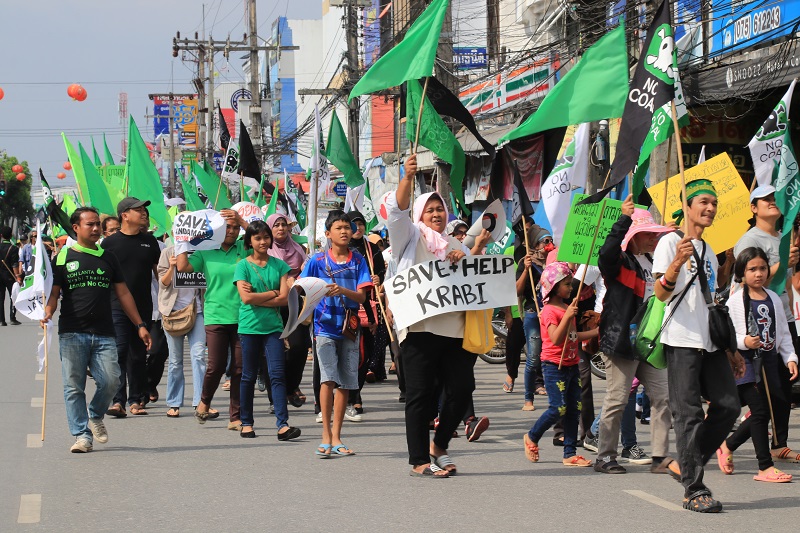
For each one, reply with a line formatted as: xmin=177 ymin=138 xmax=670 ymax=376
xmin=636 ymin=254 xmax=656 ymax=300
xmin=575 ymin=264 xmax=605 ymax=313
xmin=652 ymin=232 xmax=719 ymax=351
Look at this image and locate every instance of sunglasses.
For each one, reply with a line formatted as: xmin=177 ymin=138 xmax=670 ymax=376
xmin=540 ymin=238 xmax=553 ymax=245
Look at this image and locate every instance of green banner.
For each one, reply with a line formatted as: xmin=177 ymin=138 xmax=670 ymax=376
xmin=557 ymin=194 xmax=642 ymax=266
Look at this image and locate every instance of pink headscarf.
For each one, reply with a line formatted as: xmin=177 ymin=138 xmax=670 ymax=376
xmin=266 ymin=213 xmax=305 ymax=276
xmin=412 ymin=192 xmax=451 ymax=260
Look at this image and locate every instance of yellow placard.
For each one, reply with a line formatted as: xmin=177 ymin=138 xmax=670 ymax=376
xmin=648 ymin=152 xmax=750 ymax=252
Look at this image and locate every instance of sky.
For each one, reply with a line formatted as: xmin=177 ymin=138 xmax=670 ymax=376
xmin=0 ymin=0 xmax=320 ymax=191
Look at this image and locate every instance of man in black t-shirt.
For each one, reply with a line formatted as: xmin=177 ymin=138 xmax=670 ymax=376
xmin=0 ymin=226 xmax=21 ymax=325
xmin=101 ymin=197 xmax=161 ymax=417
xmin=42 ymin=207 xmax=152 ymax=453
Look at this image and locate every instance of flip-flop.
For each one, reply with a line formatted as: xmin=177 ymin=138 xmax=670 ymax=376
xmin=523 ymin=433 xmax=539 ymax=462
xmin=166 ymin=407 xmax=180 ymax=418
xmin=535 ymin=386 xmax=547 ymax=396
xmin=129 ymin=403 xmax=148 ymax=416
xmin=502 ymin=380 xmax=514 ymax=393
xmin=410 ymin=465 xmax=449 ymax=478
xmin=316 ymin=443 xmax=332 ymax=458
xmin=106 ymin=403 xmax=127 ymax=418
xmin=771 ymin=447 xmax=800 ymax=463
xmin=651 ymin=456 xmax=681 ymax=481
xmin=753 ymin=467 xmax=793 ymax=483
xmin=332 ymin=444 xmax=356 ymax=456
xmin=716 ymin=448 xmax=734 ymax=475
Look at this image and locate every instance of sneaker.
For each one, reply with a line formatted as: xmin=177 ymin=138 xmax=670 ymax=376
xmin=87 ymin=418 xmax=108 ymax=444
xmin=465 ymin=416 xmax=490 ymax=442
xmin=10 ymin=319 xmax=21 ymax=325
xmin=621 ymin=444 xmax=652 ymax=465
xmin=344 ymin=405 xmax=363 ymax=422
xmin=641 ymin=417 xmax=650 ymax=425
xmin=70 ymin=437 xmax=93 ymax=453
xmin=398 ymin=392 xmax=406 ymax=403
xmin=257 ymin=374 xmax=266 ymax=392
xmin=315 ymin=412 xmax=323 ymax=423
xmin=583 ymin=433 xmax=599 ymax=453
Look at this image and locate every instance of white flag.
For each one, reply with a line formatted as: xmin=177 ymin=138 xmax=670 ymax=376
xmin=38 ymin=320 xmax=53 ymax=371
xmin=748 ymin=79 xmax=796 ymax=187
xmin=697 ymin=145 xmax=706 ymax=165
xmin=15 ymin=220 xmax=53 ymax=321
xmin=221 ymin=143 xmax=241 ymax=181
xmin=541 ymin=123 xmax=590 ymax=243
xmin=312 ymin=105 xmax=330 ymax=202
xmin=344 ymin=184 xmax=365 ymax=213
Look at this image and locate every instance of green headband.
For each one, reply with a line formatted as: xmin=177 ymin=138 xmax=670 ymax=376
xmin=671 ymin=179 xmax=717 ymax=225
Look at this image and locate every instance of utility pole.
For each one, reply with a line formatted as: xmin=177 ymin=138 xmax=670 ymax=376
xmin=346 ymin=0 xmax=360 ymax=159
xmin=486 ymin=0 xmax=500 ymax=72
xmin=196 ymin=44 xmax=206 ymax=159
xmin=207 ymin=35 xmax=216 ymax=162
xmin=247 ymin=0 xmax=263 ymax=173
xmin=168 ymin=92 xmax=176 ymax=196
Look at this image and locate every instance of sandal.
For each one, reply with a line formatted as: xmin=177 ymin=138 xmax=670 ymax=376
xmin=410 ymin=465 xmax=449 ymax=478
xmin=149 ymin=391 xmax=159 ymax=403
xmin=106 ymin=403 xmax=127 ymax=418
xmin=332 ymin=444 xmax=356 ymax=456
xmin=502 ymin=380 xmax=514 ymax=393
xmin=521 ymin=403 xmax=535 ymax=412
xmin=535 ymin=386 xmax=547 ymax=396
xmin=166 ymin=407 xmax=180 ymax=418
xmin=651 ymin=456 xmax=681 ymax=481
xmin=430 ymin=454 xmax=457 ymax=475
xmin=295 ymin=389 xmax=307 ymax=402
xmin=682 ymin=493 xmax=722 ymax=513
xmin=563 ymin=455 xmax=592 ymax=467
xmin=523 ymin=434 xmax=539 ymax=462
xmin=753 ymin=467 xmax=793 ymax=483
xmin=222 ymin=380 xmax=231 ymax=391
xmin=194 ymin=408 xmax=209 ymax=425
xmin=129 ymin=403 xmax=148 ymax=415
xmin=316 ymin=443 xmax=332 ymax=458
xmin=207 ymin=408 xmax=220 ymax=419
xmin=716 ymin=448 xmax=734 ymax=475
xmin=771 ymin=447 xmax=800 ymax=463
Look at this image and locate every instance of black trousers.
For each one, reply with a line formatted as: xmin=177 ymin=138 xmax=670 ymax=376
xmin=112 ymin=311 xmax=150 ymax=407
xmin=145 ymin=320 xmax=169 ymax=396
xmin=504 ymin=317 xmax=525 ymax=380
xmin=726 ymin=380 xmax=773 ymax=471
xmin=666 ymin=346 xmax=740 ymax=498
xmin=402 ymin=332 xmax=476 ymax=465
xmin=0 ymin=277 xmax=16 ymax=322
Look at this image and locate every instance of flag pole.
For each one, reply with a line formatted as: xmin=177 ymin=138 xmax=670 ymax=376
xmin=41 ymin=291 xmax=48 ymax=441
xmin=363 ymin=241 xmax=395 ymax=343
xmin=559 ymin=198 xmax=606 ymax=369
xmin=761 ymin=366 xmax=779 ymax=447
xmin=662 ymin=136 xmax=673 ymax=224
xmin=522 ymin=222 xmax=542 ymax=316
xmin=669 ymin=101 xmax=689 ymax=234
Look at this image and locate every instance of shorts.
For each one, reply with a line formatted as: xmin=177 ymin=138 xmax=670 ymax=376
xmin=316 ymin=335 xmax=359 ymax=390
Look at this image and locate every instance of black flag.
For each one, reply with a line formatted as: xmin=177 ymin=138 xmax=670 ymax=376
xmin=512 ymin=160 xmax=534 ymax=226
xmin=237 ymin=120 xmax=261 ymax=181
xmin=218 ymin=105 xmax=231 ymax=151
xmin=40 ymin=169 xmax=77 ymax=239
xmin=580 ymin=0 xmax=675 ymax=204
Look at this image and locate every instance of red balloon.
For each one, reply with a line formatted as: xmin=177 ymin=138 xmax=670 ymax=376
xmin=16 ymin=173 xmax=25 ymax=181
xmin=0 ymin=87 xmax=4 ymax=101
xmin=68 ymin=84 xmax=87 ymax=101
xmin=57 ymin=172 xmax=66 ymax=179
xmin=63 ymin=161 xmax=72 ymax=171
xmin=11 ymin=164 xmax=23 ymax=173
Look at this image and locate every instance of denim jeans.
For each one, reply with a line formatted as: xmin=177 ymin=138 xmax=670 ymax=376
xmin=165 ymin=313 xmax=207 ymax=409
xmin=59 ymin=332 xmax=120 ymax=441
xmin=528 ymin=362 xmax=581 ymax=458
xmin=522 ymin=311 xmax=543 ymax=402
xmin=239 ymin=333 xmax=289 ymax=429
xmin=591 ymin=392 xmax=638 ymax=449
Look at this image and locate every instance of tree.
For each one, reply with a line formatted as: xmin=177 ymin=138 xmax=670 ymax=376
xmin=0 ymin=150 xmax=35 ymax=232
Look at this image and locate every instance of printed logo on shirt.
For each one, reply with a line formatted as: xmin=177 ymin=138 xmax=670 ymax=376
xmin=756 ymin=303 xmax=775 ymax=351
xmin=67 ymin=261 xmax=79 ymax=272
xmin=97 ymin=269 xmax=105 ymax=275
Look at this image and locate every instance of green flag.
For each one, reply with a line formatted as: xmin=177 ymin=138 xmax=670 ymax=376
xmin=125 ymin=116 xmax=170 ymax=236
xmin=62 ymin=194 xmax=78 ymax=216
xmin=61 ymin=133 xmax=91 ymax=206
xmin=97 ymin=165 xmax=126 ymax=208
xmin=253 ymin=179 xmax=266 ymax=208
xmin=264 ymin=179 xmax=280 ymax=218
xmin=363 ymin=180 xmax=378 ymax=232
xmin=500 ymin=24 xmax=629 ymax=144
xmin=179 ymin=171 xmax=207 ymax=212
xmin=78 ymin=143 xmax=116 ymax=216
xmin=192 ymin=160 xmax=232 ymax=209
xmin=406 ymin=78 xmax=466 ymax=207
xmin=91 ymin=137 xmax=102 ymax=166
xmin=349 ymin=0 xmax=449 ymax=101
xmin=770 ymin=128 xmax=800 ymax=292
xmin=103 ymin=133 xmax=115 ymax=165
xmin=204 ymin=160 xmax=231 ymax=203
xmin=326 ymin=113 xmax=364 ymax=188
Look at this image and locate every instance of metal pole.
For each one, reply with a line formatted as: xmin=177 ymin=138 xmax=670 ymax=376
xmin=208 ymin=36 xmax=216 ymax=163
xmin=168 ymin=92 xmax=176 ymax=197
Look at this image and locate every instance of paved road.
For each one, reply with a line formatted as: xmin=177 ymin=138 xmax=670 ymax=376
xmin=3 ymin=319 xmax=800 ymax=531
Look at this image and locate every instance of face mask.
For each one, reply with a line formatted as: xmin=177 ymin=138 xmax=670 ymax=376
xmin=543 ymin=242 xmax=556 ymax=254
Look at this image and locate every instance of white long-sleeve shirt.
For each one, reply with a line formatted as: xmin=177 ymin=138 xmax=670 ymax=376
xmin=727 ymin=287 xmax=798 ymax=367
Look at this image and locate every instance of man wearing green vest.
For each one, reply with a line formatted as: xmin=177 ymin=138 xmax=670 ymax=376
xmin=41 ymin=207 xmax=152 ymax=453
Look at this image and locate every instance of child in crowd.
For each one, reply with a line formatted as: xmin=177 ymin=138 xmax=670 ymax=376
xmin=718 ymin=247 xmax=798 ymax=482
xmin=300 ymin=210 xmax=372 ymax=458
xmin=523 ymin=262 xmax=598 ymax=467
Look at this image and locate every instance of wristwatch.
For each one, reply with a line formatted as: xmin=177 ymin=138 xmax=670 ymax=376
xmin=137 ymin=322 xmax=147 ymax=330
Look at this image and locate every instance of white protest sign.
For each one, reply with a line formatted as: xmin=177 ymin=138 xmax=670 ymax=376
xmin=172 ymin=209 xmax=226 ymax=254
xmin=281 ymin=277 xmax=330 ymax=339
xmin=385 ymin=255 xmax=517 ymax=330
xmin=232 ymin=201 xmax=265 ymax=223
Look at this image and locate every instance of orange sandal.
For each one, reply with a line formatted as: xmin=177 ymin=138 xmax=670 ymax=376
xmin=523 ymin=434 xmax=539 ymax=462
xmin=754 ymin=467 xmax=792 ymax=483
xmin=563 ymin=455 xmax=592 ymax=467
xmin=771 ymin=447 xmax=800 ymax=463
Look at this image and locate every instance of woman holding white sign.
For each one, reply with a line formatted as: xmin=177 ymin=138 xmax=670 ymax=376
xmin=386 ymin=154 xmax=475 ymax=478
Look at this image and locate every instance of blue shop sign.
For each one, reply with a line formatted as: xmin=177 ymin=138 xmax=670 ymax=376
xmin=334 ymin=181 xmax=348 ymax=197
xmin=712 ymin=0 xmax=800 ymax=56
xmin=454 ymin=47 xmax=488 ymax=70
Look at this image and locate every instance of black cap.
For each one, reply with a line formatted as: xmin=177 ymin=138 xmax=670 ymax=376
xmin=117 ymin=197 xmax=151 ymax=217
xmin=347 ymin=210 xmax=366 ymax=224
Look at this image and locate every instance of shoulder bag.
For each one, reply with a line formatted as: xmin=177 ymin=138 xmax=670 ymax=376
xmin=693 ymin=246 xmax=737 ymax=353
xmin=163 ymin=299 xmax=197 ymax=336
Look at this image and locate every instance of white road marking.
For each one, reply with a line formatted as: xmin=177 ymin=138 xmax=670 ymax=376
xmin=26 ymin=434 xmax=43 ymax=448
xmin=30 ymin=398 xmax=43 ymax=407
xmin=35 ymin=374 xmax=45 ymax=381
xmin=17 ymin=494 xmax=41 ymax=523
xmin=624 ymin=490 xmax=685 ymax=512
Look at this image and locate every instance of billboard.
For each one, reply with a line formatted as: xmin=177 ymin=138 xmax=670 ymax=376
xmin=152 ymin=94 xmax=199 ymax=159
xmin=712 ymin=0 xmax=800 ymax=56
xmin=459 ymin=58 xmax=553 ymax=115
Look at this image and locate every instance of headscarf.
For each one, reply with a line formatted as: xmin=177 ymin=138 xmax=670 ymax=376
xmin=413 ymin=191 xmax=450 ymax=260
xmin=670 ymin=178 xmax=717 ymax=225
xmin=445 ymin=219 xmax=468 ymax=236
xmin=347 ymin=210 xmax=368 ymax=256
xmin=266 ymin=213 xmax=305 ymax=276
xmin=540 ymin=261 xmax=572 ymax=303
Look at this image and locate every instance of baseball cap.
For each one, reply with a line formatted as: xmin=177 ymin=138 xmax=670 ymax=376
xmin=750 ymin=185 xmax=776 ymax=203
xmin=117 ymin=197 xmax=152 ymax=217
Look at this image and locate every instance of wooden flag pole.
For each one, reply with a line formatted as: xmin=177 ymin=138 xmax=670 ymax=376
xmin=669 ymin=101 xmax=689 ymax=234
xmin=41 ymin=291 xmax=48 ymax=441
xmin=600 ymin=168 xmax=612 ymax=189
xmin=761 ymin=366 xmax=780 ymax=447
xmin=522 ymin=223 xmax=542 ymax=316
xmin=363 ymin=241 xmax=394 ymax=343
xmin=559 ymin=198 xmax=607 ymax=369
xmin=409 ymin=77 xmax=431 ymax=211
xmin=662 ymin=136 xmax=673 ymax=224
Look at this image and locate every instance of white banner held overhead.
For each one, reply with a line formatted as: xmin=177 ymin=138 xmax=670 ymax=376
xmin=172 ymin=210 xmax=227 ymax=254
xmin=385 ymin=255 xmax=517 ymax=330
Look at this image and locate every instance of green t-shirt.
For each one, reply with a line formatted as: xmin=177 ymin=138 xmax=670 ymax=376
xmin=233 ymin=256 xmax=291 ymax=335
xmin=188 ymin=240 xmax=250 ymax=325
